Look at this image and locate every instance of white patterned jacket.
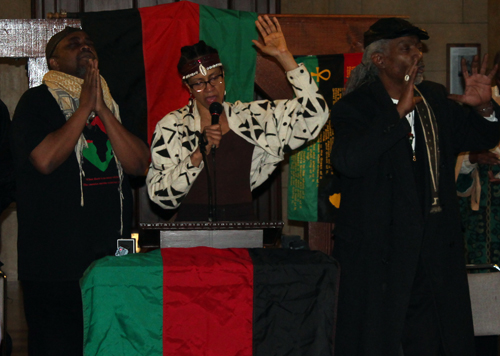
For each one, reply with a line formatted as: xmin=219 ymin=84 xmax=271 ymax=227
xmin=147 ymin=63 xmax=329 ymax=209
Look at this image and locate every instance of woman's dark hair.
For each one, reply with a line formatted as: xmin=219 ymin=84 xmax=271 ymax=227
xmin=177 ymin=41 xmax=219 ymax=74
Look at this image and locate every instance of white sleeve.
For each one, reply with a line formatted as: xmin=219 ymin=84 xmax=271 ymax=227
xmin=228 ymin=63 xmax=330 ymax=189
xmin=147 ymin=113 xmax=203 ymax=209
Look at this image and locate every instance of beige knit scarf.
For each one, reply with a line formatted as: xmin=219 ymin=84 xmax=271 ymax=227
xmin=43 ymin=70 xmax=124 ymax=234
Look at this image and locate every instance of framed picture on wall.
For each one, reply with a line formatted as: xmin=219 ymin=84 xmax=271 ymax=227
xmin=447 ymin=43 xmax=481 ymax=95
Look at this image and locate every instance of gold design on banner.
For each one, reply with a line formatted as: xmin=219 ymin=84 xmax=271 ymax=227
xmin=311 ymin=67 xmax=331 ymax=82
xmin=345 ymin=65 xmax=356 ymax=79
xmin=332 ymin=88 xmax=343 ymax=105
xmin=329 ymin=193 xmax=341 ymax=208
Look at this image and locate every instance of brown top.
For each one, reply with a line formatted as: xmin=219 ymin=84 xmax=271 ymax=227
xmin=177 ymin=129 xmax=255 ymax=221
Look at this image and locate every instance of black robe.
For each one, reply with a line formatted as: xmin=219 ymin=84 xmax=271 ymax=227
xmin=330 ymin=78 xmax=500 ymax=356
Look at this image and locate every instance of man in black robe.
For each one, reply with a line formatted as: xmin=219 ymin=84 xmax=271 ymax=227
xmin=330 ymin=18 xmax=500 ymax=356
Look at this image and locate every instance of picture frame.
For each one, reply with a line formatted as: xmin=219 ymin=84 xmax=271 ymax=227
xmin=447 ymin=43 xmax=481 ymax=95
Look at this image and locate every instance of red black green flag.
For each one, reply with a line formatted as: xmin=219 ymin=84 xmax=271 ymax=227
xmin=82 ymin=248 xmax=338 ymax=355
xmin=288 ymin=53 xmax=362 ymax=222
xmin=81 ymin=1 xmax=258 ymax=144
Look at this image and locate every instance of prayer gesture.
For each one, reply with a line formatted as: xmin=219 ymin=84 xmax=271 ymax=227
xmin=79 ymin=59 xmax=97 ymax=113
xmin=448 ymin=54 xmax=497 ymax=109
xmin=80 ymin=58 xmax=109 ymax=115
xmin=253 ymin=15 xmax=298 ymax=72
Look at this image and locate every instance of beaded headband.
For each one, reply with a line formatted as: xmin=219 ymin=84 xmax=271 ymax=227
xmin=180 ymin=53 xmax=222 ymax=80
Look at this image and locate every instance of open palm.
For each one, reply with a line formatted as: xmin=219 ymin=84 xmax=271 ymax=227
xmin=252 ymin=15 xmax=288 ymax=57
xmin=448 ymin=54 xmax=497 ymax=107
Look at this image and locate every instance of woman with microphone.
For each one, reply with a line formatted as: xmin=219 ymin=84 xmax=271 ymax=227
xmin=147 ymin=15 xmax=328 ymax=221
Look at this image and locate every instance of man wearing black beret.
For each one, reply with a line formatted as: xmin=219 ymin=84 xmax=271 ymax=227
xmin=330 ymin=18 xmax=499 ymax=356
xmin=11 ymin=27 xmax=149 ymax=355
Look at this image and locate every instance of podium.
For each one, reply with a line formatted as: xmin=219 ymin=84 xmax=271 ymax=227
xmin=140 ymin=221 xmax=284 ymax=249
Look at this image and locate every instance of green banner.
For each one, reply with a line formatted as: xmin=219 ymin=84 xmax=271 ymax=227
xmin=200 ymin=6 xmax=258 ymax=103
xmin=288 ymin=53 xmax=362 ymax=222
xmin=288 ymin=56 xmax=320 ymax=222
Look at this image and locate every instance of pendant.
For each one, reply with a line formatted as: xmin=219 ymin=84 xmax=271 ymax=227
xmin=198 ymin=62 xmax=207 ymax=76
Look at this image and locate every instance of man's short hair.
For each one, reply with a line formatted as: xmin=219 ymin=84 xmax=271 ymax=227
xmin=45 ymin=26 xmax=82 ymax=64
xmin=364 ymin=18 xmax=429 ymax=48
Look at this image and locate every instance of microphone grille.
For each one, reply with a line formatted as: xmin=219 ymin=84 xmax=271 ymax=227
xmin=209 ymin=102 xmax=223 ymax=115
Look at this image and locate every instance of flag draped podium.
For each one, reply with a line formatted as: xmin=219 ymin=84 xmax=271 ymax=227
xmin=81 ymin=248 xmax=338 ymax=355
xmin=287 ymin=53 xmax=362 ymax=222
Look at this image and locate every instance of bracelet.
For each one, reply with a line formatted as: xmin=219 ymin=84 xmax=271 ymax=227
xmin=475 ymin=101 xmax=494 ymax=113
xmin=479 ymin=105 xmax=494 ymax=113
xmin=475 ymin=100 xmax=494 ymax=115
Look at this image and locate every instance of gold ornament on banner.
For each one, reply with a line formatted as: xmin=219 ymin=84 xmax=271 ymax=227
xmin=311 ymin=67 xmax=331 ymax=83
xmin=329 ymin=193 xmax=341 ymax=209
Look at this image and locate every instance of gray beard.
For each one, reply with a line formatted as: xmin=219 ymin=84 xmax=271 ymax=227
xmin=414 ymin=72 xmax=424 ymax=85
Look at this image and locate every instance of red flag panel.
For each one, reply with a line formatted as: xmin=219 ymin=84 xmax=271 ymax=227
xmin=139 ymin=2 xmax=200 ymax=142
xmin=161 ymin=247 xmax=254 ymax=356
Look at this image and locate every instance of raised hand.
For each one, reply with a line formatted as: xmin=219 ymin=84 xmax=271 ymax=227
xmin=448 ymin=54 xmax=497 ymax=108
xmin=252 ymin=15 xmax=298 ymax=72
xmin=252 ymin=15 xmax=288 ymax=57
xmin=396 ymin=58 xmax=423 ymax=118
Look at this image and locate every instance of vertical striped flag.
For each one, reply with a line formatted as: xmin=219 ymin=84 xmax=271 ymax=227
xmin=82 ymin=248 xmax=338 ymax=355
xmin=81 ymin=1 xmax=258 ymax=144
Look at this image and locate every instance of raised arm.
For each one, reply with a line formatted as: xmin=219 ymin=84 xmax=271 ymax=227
xmin=252 ymin=15 xmax=298 ymax=72
xmin=448 ymin=54 xmax=498 ymax=117
xmin=29 ymin=60 xmax=99 ymax=175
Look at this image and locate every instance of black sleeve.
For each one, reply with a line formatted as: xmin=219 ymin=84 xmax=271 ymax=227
xmin=451 ymin=100 xmax=500 ymax=155
xmin=10 ymin=86 xmax=66 ymax=168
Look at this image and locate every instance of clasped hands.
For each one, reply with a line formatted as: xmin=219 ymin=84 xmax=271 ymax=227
xmin=79 ymin=59 xmax=109 ymax=116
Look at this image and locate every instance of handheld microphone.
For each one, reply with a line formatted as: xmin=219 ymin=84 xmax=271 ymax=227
xmin=209 ymin=102 xmax=223 ymax=150
xmin=209 ymin=102 xmax=223 ymax=125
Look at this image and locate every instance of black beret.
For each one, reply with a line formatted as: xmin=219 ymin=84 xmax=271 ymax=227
xmin=45 ymin=26 xmax=82 ymax=63
xmin=364 ymin=18 xmax=429 ymax=48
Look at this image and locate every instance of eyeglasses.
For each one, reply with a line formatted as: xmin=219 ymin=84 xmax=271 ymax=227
xmin=188 ymin=74 xmax=224 ymax=92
